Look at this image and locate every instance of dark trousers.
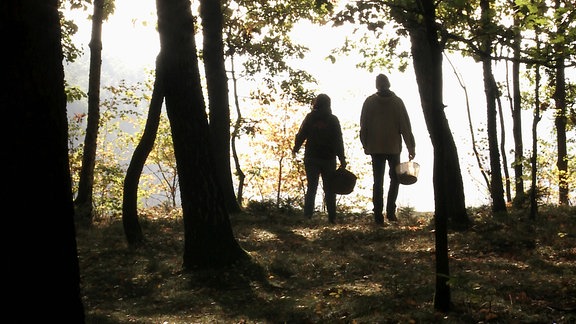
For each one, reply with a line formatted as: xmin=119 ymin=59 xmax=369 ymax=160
xmin=370 ymin=154 xmax=400 ymax=218
xmin=304 ymin=157 xmax=337 ymax=221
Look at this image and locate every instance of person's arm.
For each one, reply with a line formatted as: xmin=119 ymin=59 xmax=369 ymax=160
xmin=399 ymin=101 xmax=416 ymax=160
xmin=292 ymin=115 xmax=309 ymax=154
xmin=334 ymin=117 xmax=347 ymax=168
xmin=359 ymin=100 xmax=369 ymax=150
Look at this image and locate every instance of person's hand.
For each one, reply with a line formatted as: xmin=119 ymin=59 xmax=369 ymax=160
xmin=340 ymin=159 xmax=347 ymax=169
xmin=409 ymin=152 xmax=415 ymax=161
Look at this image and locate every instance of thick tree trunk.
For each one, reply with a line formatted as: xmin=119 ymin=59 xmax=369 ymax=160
xmin=200 ymin=0 xmax=242 ymax=213
xmin=75 ymin=0 xmax=104 ymax=225
xmin=156 ymin=0 xmax=248 ymax=269
xmin=122 ymin=70 xmax=165 ymax=247
xmin=3 ymin=1 xmax=85 ymax=320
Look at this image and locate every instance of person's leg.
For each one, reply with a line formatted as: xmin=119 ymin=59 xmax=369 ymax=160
xmin=386 ymin=154 xmax=401 ymax=221
xmin=371 ymin=154 xmax=385 ymax=224
xmin=320 ymin=158 xmax=337 ymax=223
xmin=304 ymin=158 xmax=321 ymax=217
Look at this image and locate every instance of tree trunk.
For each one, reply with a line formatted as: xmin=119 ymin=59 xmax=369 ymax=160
xmin=156 ymin=0 xmax=249 ymax=269
xmin=75 ymin=0 xmax=105 ymax=225
xmin=496 ymin=95 xmax=512 ymax=203
xmin=530 ymin=37 xmax=542 ymax=220
xmin=122 ymin=67 xmax=165 ymax=248
xmin=407 ymin=0 xmax=467 ymax=312
xmin=554 ymin=62 xmax=568 ymax=205
xmin=445 ymin=56 xmax=490 ymax=191
xmin=511 ymin=7 xmax=525 ymax=207
xmin=230 ymin=57 xmax=247 ymax=205
xmin=3 ymin=0 xmax=85 ymax=320
xmin=553 ymin=0 xmax=568 ymax=206
xmin=200 ymin=0 xmax=241 ymax=213
xmin=480 ymin=0 xmax=507 ymax=214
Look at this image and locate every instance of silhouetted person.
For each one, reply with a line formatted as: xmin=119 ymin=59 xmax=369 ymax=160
xmin=293 ymin=93 xmax=347 ymax=224
xmin=360 ymin=74 xmax=415 ymax=225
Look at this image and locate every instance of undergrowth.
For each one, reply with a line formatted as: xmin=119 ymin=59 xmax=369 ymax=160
xmin=77 ymin=205 xmax=576 ymax=323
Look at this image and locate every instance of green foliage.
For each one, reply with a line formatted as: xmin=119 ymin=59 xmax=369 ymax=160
xmin=63 ymin=0 xmax=575 ymax=217
xmin=68 ymin=75 xmax=171 ymax=218
xmin=239 ymin=90 xmax=307 ymax=206
xmin=245 ymin=197 xmax=300 ymax=214
xmin=64 ymin=80 xmax=87 ymax=103
xmin=330 ymin=2 xmax=410 ymax=72
xmin=146 ymin=113 xmax=179 ymax=208
xmin=223 ymin=0 xmax=323 ymax=104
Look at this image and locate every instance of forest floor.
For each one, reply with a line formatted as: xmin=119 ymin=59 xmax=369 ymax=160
xmin=77 ymin=205 xmax=576 ymax=323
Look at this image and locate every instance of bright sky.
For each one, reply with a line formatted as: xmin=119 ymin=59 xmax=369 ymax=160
xmin=67 ymin=0 xmax=564 ymax=212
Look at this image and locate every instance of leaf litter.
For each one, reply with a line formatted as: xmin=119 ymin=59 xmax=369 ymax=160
xmin=78 ymin=205 xmax=576 ymax=323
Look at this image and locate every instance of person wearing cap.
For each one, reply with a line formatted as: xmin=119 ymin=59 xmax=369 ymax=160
xmin=293 ymin=93 xmax=347 ymax=224
xmin=360 ymin=74 xmax=416 ymax=225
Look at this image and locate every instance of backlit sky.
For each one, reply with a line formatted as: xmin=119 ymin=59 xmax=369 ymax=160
xmin=66 ymin=0 xmax=566 ymax=211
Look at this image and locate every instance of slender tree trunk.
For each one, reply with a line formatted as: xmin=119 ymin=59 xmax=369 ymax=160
xmin=156 ymin=0 xmax=248 ymax=269
xmin=445 ymin=55 xmax=490 ymax=190
xmin=407 ymin=0 xmax=467 ymax=312
xmin=511 ymin=6 xmax=525 ymax=207
xmin=553 ymin=0 xmax=568 ymax=206
xmin=230 ymin=54 xmax=246 ymax=205
xmin=409 ymin=24 xmax=453 ymax=309
xmin=530 ymin=36 xmax=542 ymax=220
xmin=4 ymin=0 xmax=85 ymax=320
xmin=122 ymin=66 xmax=165 ymax=248
xmin=75 ymin=0 xmax=104 ymax=225
xmin=480 ymin=0 xmax=507 ymax=214
xmin=200 ymin=0 xmax=241 ymax=213
xmin=554 ymin=63 xmax=568 ymax=205
xmin=496 ymin=90 xmax=512 ymax=203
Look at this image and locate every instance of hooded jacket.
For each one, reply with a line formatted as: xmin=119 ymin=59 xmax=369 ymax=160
xmin=360 ymin=89 xmax=415 ymax=155
xmin=293 ymin=104 xmax=345 ymax=162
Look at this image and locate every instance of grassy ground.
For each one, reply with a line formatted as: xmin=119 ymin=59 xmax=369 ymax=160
xmin=78 ymin=205 xmax=576 ymax=323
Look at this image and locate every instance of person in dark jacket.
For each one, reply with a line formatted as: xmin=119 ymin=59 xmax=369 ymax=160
xmin=293 ymin=93 xmax=347 ymax=223
xmin=360 ymin=74 xmax=416 ymax=225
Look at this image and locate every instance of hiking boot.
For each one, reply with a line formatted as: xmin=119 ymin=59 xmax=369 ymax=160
xmin=374 ymin=213 xmax=384 ymax=225
xmin=387 ymin=213 xmax=398 ymax=222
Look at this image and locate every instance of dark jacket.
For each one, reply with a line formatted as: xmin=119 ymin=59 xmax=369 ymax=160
xmin=293 ymin=105 xmax=345 ymax=162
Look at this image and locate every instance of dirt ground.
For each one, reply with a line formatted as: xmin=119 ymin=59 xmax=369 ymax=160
xmin=78 ymin=205 xmax=576 ymax=323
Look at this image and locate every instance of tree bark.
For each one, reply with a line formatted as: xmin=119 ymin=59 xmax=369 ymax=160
xmin=200 ymin=0 xmax=242 ymax=213
xmin=511 ymin=6 xmax=525 ymax=207
xmin=156 ymin=0 xmax=249 ymax=269
xmin=480 ymin=0 xmax=507 ymax=213
xmin=496 ymin=94 xmax=512 ymax=203
xmin=554 ymin=61 xmax=568 ymax=206
xmin=406 ymin=0 xmax=466 ymax=312
xmin=553 ymin=0 xmax=568 ymax=206
xmin=122 ymin=67 xmax=165 ymax=248
xmin=75 ymin=0 xmax=105 ymax=225
xmin=3 ymin=0 xmax=85 ymax=320
xmin=530 ymin=34 xmax=542 ymax=220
